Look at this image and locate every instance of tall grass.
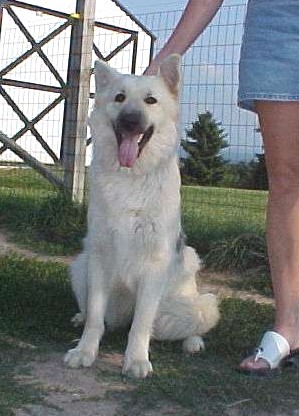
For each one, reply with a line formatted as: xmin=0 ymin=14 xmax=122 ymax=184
xmin=181 ymin=185 xmax=267 ymax=252
xmin=0 ymin=168 xmax=86 ymax=255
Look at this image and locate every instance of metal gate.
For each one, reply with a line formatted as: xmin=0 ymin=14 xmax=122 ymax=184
xmin=0 ymin=0 xmax=155 ymax=200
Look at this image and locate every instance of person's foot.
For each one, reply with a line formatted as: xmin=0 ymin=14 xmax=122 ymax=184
xmin=239 ymin=354 xmax=270 ymax=373
xmin=238 ymin=330 xmax=292 ymax=375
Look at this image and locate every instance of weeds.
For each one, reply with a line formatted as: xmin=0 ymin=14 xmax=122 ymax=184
xmin=31 ymin=193 xmax=87 ymax=249
xmin=204 ymin=232 xmax=268 ymax=272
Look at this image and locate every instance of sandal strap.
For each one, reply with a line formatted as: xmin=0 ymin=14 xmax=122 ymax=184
xmin=254 ymin=331 xmax=290 ymax=369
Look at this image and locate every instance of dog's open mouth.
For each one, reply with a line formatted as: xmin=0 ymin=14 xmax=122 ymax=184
xmin=116 ymin=125 xmax=154 ymax=168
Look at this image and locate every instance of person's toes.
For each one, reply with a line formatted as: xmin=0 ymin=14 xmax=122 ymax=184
xmin=239 ymin=356 xmax=270 ymax=373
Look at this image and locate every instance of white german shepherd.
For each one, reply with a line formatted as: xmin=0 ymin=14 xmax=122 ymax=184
xmin=64 ymin=55 xmax=219 ymax=378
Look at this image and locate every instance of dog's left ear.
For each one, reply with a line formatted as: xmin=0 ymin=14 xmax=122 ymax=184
xmin=94 ymin=60 xmax=120 ymax=92
xmin=159 ymin=54 xmax=181 ymax=96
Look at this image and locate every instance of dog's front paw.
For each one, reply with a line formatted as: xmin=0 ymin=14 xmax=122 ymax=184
xmin=122 ymin=359 xmax=153 ymax=378
xmin=182 ymin=335 xmax=205 ymax=354
xmin=64 ymin=347 xmax=97 ymax=368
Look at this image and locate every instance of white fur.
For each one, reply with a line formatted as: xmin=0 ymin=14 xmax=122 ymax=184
xmin=64 ymin=55 xmax=220 ymax=378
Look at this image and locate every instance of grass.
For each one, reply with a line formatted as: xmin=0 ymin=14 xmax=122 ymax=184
xmin=1 ymin=168 xmax=284 ymax=414
xmin=0 ymin=168 xmax=86 ymax=255
xmin=181 ymin=185 xmax=267 ymax=255
xmin=0 ymin=255 xmax=298 ymax=415
xmin=0 ymin=169 xmax=268 ymax=262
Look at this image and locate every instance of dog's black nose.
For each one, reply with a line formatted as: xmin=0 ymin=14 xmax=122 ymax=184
xmin=117 ymin=111 xmax=144 ymax=133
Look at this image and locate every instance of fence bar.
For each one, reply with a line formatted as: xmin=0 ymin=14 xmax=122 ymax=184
xmin=5 ymin=0 xmax=70 ymax=20
xmin=131 ymin=34 xmax=138 ymax=74
xmin=0 ymin=78 xmax=64 ymax=94
xmin=0 ymin=19 xmax=71 ymax=78
xmin=61 ymin=0 xmax=96 ymax=202
xmin=0 ymin=130 xmax=64 ymax=190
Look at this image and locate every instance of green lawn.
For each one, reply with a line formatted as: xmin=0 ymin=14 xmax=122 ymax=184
xmin=0 ymin=255 xmax=298 ymax=416
xmin=1 ymin=169 xmax=298 ymax=416
xmin=0 ymin=168 xmax=268 ymax=258
xmin=181 ymin=185 xmax=267 ymax=254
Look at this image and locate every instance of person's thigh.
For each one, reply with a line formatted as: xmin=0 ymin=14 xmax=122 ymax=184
xmin=255 ymin=101 xmax=299 ymax=187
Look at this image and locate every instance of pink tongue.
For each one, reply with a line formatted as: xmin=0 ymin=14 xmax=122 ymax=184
xmin=118 ymin=135 xmax=142 ymax=168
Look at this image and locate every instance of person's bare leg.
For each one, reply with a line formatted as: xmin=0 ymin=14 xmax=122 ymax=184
xmin=240 ymin=101 xmax=299 ymax=371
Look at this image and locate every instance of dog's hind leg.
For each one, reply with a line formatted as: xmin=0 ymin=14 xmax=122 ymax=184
xmin=69 ymin=253 xmax=88 ymax=326
xmin=153 ymin=292 xmax=219 ymax=352
xmin=151 ymin=245 xmax=219 ymax=352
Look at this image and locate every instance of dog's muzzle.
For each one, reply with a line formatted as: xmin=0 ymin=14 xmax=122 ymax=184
xmin=114 ymin=111 xmax=154 ymax=168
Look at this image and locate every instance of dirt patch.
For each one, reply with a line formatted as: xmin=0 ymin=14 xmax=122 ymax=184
xmin=0 ymin=230 xmax=73 ymax=265
xmin=199 ymin=270 xmax=273 ymax=306
xmin=14 ymin=352 xmax=189 ymax=416
xmin=14 ymin=353 xmax=123 ymax=416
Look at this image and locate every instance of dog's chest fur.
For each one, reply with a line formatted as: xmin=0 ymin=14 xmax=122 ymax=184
xmin=87 ymin=162 xmax=181 ymax=288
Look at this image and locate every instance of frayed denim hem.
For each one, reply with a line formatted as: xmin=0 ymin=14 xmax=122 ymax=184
xmin=238 ymin=94 xmax=299 ymax=113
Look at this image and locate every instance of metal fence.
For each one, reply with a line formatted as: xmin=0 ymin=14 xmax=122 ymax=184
xmin=139 ymin=3 xmax=262 ymax=164
xmin=0 ymin=0 xmax=154 ymax=200
xmin=0 ymin=0 xmax=266 ymax=222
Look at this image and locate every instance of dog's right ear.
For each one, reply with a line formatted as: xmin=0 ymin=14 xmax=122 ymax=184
xmin=159 ymin=54 xmax=181 ymax=96
xmin=94 ymin=60 xmax=119 ymax=92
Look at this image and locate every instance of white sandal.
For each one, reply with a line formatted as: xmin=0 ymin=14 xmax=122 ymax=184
xmin=254 ymin=331 xmax=290 ymax=369
xmin=240 ymin=330 xmax=291 ymax=374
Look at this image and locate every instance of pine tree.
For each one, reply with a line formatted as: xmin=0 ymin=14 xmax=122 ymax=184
xmin=181 ymin=111 xmax=229 ymax=185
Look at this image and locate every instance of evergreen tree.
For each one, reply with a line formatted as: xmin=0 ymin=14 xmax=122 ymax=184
xmin=181 ymin=111 xmax=229 ymax=185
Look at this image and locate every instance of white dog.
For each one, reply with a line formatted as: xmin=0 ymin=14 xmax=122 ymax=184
xmin=64 ymin=55 xmax=219 ymax=378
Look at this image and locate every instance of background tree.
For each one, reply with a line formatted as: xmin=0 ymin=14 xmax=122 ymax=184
xmin=181 ymin=111 xmax=229 ymax=185
xmin=251 ymin=152 xmax=268 ymax=190
xmin=220 ymin=156 xmax=268 ymax=190
xmin=250 ymin=129 xmax=268 ymax=190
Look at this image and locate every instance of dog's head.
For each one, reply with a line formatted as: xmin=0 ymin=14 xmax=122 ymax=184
xmin=90 ymin=55 xmax=181 ymax=171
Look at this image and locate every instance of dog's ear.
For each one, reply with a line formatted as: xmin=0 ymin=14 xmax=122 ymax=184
xmin=94 ymin=60 xmax=119 ymax=92
xmin=159 ymin=54 xmax=181 ymax=96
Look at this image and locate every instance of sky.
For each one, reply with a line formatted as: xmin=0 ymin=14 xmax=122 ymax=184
xmin=122 ymin=0 xmax=261 ymax=163
xmin=121 ymin=0 xmax=245 ymax=13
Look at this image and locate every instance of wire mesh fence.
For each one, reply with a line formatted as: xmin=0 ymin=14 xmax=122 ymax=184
xmin=134 ymin=3 xmax=267 ymax=239
xmin=0 ymin=0 xmax=267 ymax=255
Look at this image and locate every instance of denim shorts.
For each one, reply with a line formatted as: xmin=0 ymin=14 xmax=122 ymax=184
xmin=238 ymin=0 xmax=299 ymax=113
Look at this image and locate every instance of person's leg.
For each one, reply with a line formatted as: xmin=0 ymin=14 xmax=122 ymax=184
xmin=240 ymin=101 xmax=299 ymax=372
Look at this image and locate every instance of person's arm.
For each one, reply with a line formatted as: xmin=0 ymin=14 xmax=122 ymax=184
xmin=144 ymin=0 xmax=224 ymax=74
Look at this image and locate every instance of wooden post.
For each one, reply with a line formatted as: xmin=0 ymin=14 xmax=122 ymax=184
xmin=61 ymin=0 xmax=95 ymax=202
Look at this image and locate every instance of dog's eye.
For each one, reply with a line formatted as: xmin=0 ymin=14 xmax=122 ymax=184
xmin=115 ymin=93 xmax=126 ymax=103
xmin=144 ymin=96 xmax=157 ymax=105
